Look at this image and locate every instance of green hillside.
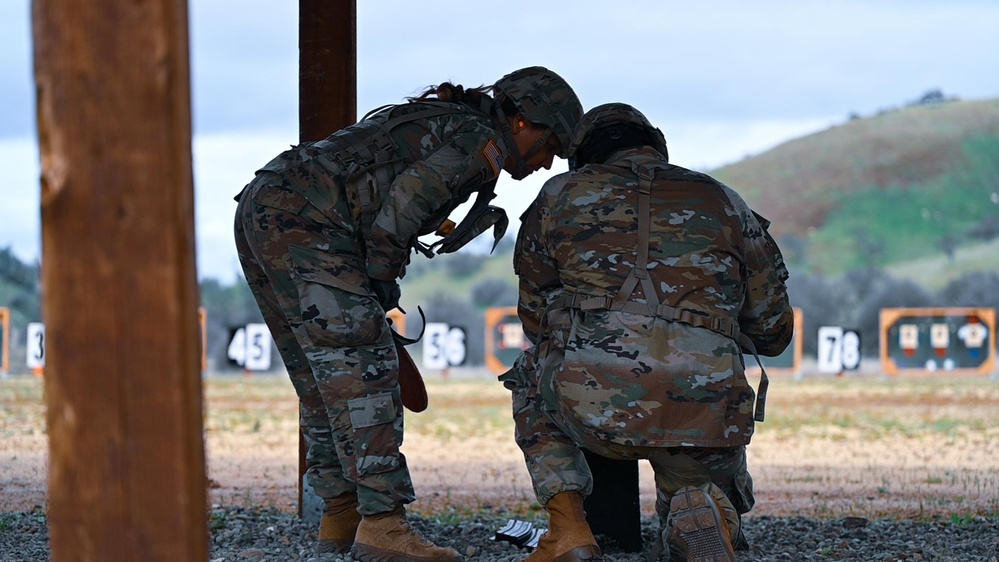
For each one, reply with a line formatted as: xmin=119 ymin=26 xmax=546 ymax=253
xmin=885 ymin=238 xmax=999 ymax=292
xmin=712 ymin=97 xmax=999 ymax=276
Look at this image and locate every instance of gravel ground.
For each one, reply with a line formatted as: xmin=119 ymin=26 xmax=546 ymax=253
xmin=2 ymin=507 xmax=998 ymax=562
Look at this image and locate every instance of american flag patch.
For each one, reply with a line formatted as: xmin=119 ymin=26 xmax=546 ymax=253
xmin=482 ymin=140 xmax=504 ymax=176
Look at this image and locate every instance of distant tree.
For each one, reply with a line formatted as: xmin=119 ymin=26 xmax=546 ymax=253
xmin=787 ymin=267 xmax=918 ymax=358
xmin=0 ymin=247 xmax=39 ymax=292
xmin=471 ymin=278 xmax=518 ymax=308
xmin=786 ymin=269 xmax=851 ymax=356
xmin=934 ymin=271 xmax=999 ymax=312
xmin=443 ymin=252 xmax=487 ymax=277
xmin=968 ymin=216 xmax=999 ymax=242
xmin=915 ymin=89 xmax=946 ymax=106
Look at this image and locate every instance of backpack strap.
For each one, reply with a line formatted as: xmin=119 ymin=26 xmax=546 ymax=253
xmin=610 ymin=164 xmax=661 ymax=314
xmin=549 ymin=162 xmax=769 ymax=422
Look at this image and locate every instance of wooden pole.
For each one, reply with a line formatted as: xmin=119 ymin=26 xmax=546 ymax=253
xmin=297 ymin=0 xmax=357 ymax=515
xmin=0 ymin=307 xmax=9 ymax=375
xmin=33 ymin=1 xmax=207 ymax=560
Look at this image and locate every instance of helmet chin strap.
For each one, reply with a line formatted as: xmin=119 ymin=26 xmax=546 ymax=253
xmin=519 ymin=128 xmax=552 ymax=163
xmin=493 ymin=100 xmax=531 ymax=179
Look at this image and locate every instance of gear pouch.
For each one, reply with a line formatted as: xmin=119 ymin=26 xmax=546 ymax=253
xmin=347 ymin=389 xmax=403 ymax=476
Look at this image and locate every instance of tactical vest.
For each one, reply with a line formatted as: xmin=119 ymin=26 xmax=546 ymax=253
xmin=255 ymin=101 xmax=509 ymax=257
xmin=546 ymin=161 xmax=770 ymax=422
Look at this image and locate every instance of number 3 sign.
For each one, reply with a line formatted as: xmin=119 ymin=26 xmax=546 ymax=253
xmin=817 ymin=326 xmax=861 ymax=373
xmin=26 ymin=322 xmax=46 ymax=369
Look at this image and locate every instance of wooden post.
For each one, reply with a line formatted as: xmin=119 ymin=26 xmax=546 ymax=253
xmin=33 ymin=1 xmax=207 ymax=560
xmin=0 ymin=307 xmax=9 ymax=375
xmin=297 ymin=0 xmax=357 ymax=515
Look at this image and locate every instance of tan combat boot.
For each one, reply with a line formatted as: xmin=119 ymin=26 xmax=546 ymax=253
xmin=525 ymin=492 xmax=603 ymax=562
xmin=318 ymin=492 xmax=362 ymax=554
xmin=351 ymin=507 xmax=461 ymax=562
xmin=666 ymin=486 xmax=736 ymax=562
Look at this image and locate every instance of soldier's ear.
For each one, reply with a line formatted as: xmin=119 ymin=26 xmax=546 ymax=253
xmin=509 ymin=113 xmax=527 ymax=134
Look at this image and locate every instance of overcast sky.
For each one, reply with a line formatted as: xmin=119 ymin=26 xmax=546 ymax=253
xmin=2 ymin=1 xmax=998 ymax=283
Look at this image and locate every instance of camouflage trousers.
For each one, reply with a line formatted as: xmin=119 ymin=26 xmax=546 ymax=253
xmin=509 ymin=381 xmax=754 ymax=546
xmin=234 ymin=182 xmax=414 ymax=515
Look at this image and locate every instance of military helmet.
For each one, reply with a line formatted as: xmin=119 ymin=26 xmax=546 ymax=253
xmin=568 ymin=102 xmax=669 ymax=169
xmin=493 ymin=66 xmax=583 ymax=158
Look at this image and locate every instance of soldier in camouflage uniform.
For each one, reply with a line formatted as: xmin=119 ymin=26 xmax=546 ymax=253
xmin=505 ymin=103 xmax=793 ymax=562
xmin=233 ymin=67 xmax=582 ymax=561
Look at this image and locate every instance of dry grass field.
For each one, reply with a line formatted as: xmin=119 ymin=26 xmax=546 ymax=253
xmin=2 ymin=369 xmax=998 ymax=522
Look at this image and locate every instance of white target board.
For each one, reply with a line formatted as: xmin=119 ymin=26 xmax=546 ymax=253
xmin=816 ymin=326 xmax=861 ymax=373
xmin=422 ymin=322 xmax=467 ymax=369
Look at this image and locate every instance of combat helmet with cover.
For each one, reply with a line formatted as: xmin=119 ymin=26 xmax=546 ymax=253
xmin=568 ymin=102 xmax=669 ymax=170
xmin=492 ymin=66 xmax=583 ymax=178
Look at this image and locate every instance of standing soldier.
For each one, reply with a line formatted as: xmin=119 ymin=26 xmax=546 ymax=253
xmin=234 ymin=67 xmax=582 ymax=560
xmin=505 ymin=103 xmax=793 ymax=562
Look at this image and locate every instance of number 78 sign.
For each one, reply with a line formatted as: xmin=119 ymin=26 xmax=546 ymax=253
xmin=817 ymin=326 xmax=861 ymax=373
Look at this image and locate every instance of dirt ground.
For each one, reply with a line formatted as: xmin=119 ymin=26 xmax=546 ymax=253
xmin=3 ymin=369 xmax=998 ymax=521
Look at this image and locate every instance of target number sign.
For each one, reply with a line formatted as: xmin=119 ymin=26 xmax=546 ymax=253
xmin=227 ymin=323 xmax=273 ymax=371
xmin=422 ymin=322 xmax=466 ymax=369
xmin=26 ymin=322 xmax=46 ymax=369
xmin=816 ymin=326 xmax=861 ymax=373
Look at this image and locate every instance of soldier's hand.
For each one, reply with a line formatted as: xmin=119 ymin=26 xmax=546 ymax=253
xmin=371 ymin=279 xmax=401 ymax=311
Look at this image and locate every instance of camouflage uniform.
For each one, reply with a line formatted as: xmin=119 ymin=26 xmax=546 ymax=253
xmin=234 ymin=100 xmax=516 ymax=514
xmin=506 ymin=134 xmax=793 ymax=541
xmin=234 ymin=68 xmax=582 ymax=518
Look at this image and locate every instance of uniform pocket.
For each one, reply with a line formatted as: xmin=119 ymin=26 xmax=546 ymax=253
xmin=249 ymin=180 xmax=312 ymax=214
xmin=730 ymin=466 xmax=756 ymax=514
xmin=289 ymin=245 xmax=385 ymax=348
xmin=348 ymin=390 xmax=402 ymax=476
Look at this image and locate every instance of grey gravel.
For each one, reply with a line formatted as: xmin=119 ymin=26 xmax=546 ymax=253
xmin=1 ymin=507 xmax=997 ymax=561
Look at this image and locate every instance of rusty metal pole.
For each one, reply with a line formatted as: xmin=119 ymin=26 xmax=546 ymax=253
xmin=33 ymin=0 xmax=207 ymax=560
xmin=297 ymin=0 xmax=357 ymax=516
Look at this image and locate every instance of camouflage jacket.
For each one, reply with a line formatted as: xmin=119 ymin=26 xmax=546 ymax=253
xmin=241 ymin=101 xmax=509 ymax=283
xmin=513 ymin=146 xmax=794 ymax=448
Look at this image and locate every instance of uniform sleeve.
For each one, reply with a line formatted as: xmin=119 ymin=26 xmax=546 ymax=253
xmin=515 ymin=180 xmax=564 ymax=345
xmin=365 ymin=128 xmax=502 ymax=281
xmin=726 ymin=188 xmax=794 ymax=356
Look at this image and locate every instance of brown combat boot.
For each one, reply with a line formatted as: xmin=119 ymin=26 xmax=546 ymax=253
xmin=666 ymin=486 xmax=736 ymax=562
xmin=318 ymin=492 xmax=362 ymax=554
xmin=525 ymin=492 xmax=603 ymax=562
xmin=350 ymin=507 xmax=461 ymax=562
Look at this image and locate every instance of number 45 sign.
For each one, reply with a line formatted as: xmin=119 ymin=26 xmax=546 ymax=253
xmin=227 ymin=323 xmax=273 ymax=371
xmin=817 ymin=326 xmax=861 ymax=373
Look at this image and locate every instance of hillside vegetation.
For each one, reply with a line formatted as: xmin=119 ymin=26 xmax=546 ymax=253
xmin=712 ymin=97 xmax=999 ymax=276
